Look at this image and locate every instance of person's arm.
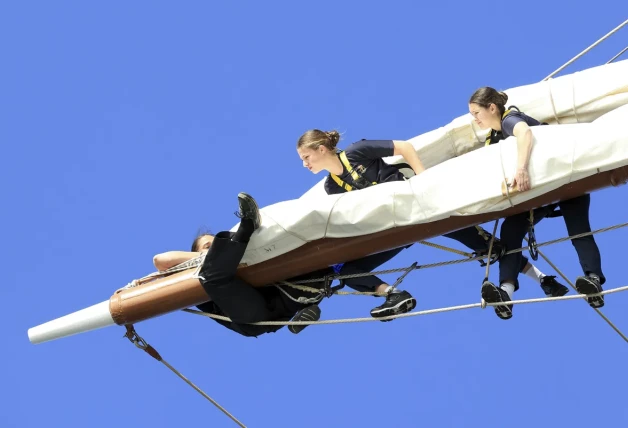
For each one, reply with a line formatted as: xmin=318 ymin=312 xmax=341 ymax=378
xmin=350 ymin=139 xmax=425 ymax=176
xmin=511 ymin=121 xmax=533 ymax=192
xmin=392 ymin=141 xmax=425 ymax=175
xmin=153 ymin=251 xmax=202 ymax=271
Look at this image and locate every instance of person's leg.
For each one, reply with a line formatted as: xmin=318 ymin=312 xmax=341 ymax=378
xmin=199 ymin=192 xmax=260 ymax=284
xmin=340 ymin=246 xmax=407 ymax=292
xmin=198 ymin=192 xmax=270 ymax=323
xmin=444 ymin=226 xmax=493 ymax=253
xmin=496 ymin=212 xmax=535 ymax=292
xmin=559 ymin=194 xmax=605 ymax=308
xmin=520 ymin=256 xmax=568 ymax=297
xmin=559 ymin=195 xmax=605 ymax=281
xmin=281 ymin=268 xmax=333 ymax=335
xmin=480 ymin=212 xmax=531 ymax=320
xmin=199 ymin=234 xmax=276 ymax=325
xmin=340 ymin=245 xmax=416 ymax=319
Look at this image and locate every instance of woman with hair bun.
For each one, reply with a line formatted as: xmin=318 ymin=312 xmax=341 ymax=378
xmin=296 ymin=130 xmax=508 ymax=320
xmin=468 ymin=86 xmax=605 ymax=320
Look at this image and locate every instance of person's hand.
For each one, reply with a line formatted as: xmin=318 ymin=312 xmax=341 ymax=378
xmin=511 ymin=167 xmax=531 ymax=192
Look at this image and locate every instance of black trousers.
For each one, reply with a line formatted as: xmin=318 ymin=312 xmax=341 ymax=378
xmin=199 ymin=230 xmax=404 ymax=313
xmin=444 ymin=226 xmax=494 ymax=252
xmin=197 ymin=230 xmax=392 ymax=336
xmin=198 ymin=231 xmax=276 ymax=325
xmin=498 ymin=194 xmax=604 ymax=289
xmin=338 ymin=246 xmax=409 ymax=292
xmin=338 ymin=226 xmax=495 ymax=293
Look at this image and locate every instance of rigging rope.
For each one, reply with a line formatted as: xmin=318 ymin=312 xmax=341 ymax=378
xmin=606 ymin=46 xmax=628 ymax=64
xmin=129 ymin=220 xmax=628 ymax=295
xmin=289 ymin=221 xmax=628 ymax=286
xmin=523 ymin=237 xmax=628 ymax=343
xmin=543 ymin=18 xmax=628 ymax=80
xmin=183 ymin=284 xmax=628 ymax=326
xmin=124 ymin=325 xmax=247 ymax=427
xmin=183 ymin=218 xmax=628 ymax=344
xmin=121 ymin=20 xmax=628 ymax=428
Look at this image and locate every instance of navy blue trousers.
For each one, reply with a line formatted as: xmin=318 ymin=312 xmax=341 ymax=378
xmin=444 ymin=226 xmax=495 ymax=252
xmin=339 ymin=225 xmax=494 ymax=293
xmin=198 ymin=232 xmax=409 ymax=324
xmin=498 ymin=194 xmax=604 ymax=289
xmin=198 ymin=231 xmax=277 ymax=324
xmin=337 ymin=246 xmax=409 ymax=292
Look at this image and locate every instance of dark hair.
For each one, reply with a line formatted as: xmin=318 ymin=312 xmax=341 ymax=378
xmin=296 ymin=129 xmax=341 ymax=152
xmin=469 ymin=87 xmax=509 ymax=115
xmin=191 ymin=229 xmax=214 ymax=252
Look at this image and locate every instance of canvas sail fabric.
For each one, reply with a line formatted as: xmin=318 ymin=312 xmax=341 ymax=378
xmin=233 ymin=62 xmax=628 ymax=267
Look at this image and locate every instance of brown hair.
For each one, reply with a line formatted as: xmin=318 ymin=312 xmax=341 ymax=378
xmin=296 ymin=129 xmax=341 ymax=152
xmin=469 ymin=87 xmax=509 ymax=115
xmin=191 ymin=230 xmax=214 ymax=252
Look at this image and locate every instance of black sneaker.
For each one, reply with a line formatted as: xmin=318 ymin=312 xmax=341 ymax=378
xmin=481 ymin=281 xmax=513 ymax=320
xmin=370 ymin=290 xmax=416 ymax=320
xmin=540 ymin=275 xmax=569 ymax=297
xmin=289 ymin=305 xmax=321 ymax=334
xmin=235 ymin=192 xmax=262 ymax=230
xmin=575 ymin=274 xmax=604 ymax=308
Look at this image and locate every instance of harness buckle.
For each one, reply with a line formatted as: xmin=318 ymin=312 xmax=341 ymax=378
xmin=475 ymin=251 xmax=501 ymax=267
xmin=527 ymin=226 xmax=539 ymax=261
xmin=474 ymin=237 xmax=505 ymax=267
xmin=323 ymin=275 xmax=345 ymax=298
xmin=527 ymin=209 xmax=539 ymax=261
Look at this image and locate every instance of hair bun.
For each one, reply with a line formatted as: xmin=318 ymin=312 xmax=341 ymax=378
xmin=498 ymin=91 xmax=509 ymax=105
xmin=326 ymin=130 xmax=340 ymax=148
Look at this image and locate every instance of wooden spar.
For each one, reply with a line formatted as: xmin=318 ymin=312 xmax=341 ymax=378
xmin=107 ymin=165 xmax=628 ymax=326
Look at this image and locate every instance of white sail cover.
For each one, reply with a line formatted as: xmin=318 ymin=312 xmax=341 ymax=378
xmin=235 ymin=60 xmax=628 ymax=266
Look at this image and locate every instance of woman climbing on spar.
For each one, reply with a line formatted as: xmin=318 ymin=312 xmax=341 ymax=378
xmin=153 ymin=192 xmax=416 ymax=335
xmin=296 ymin=130 xmax=513 ymax=318
xmin=468 ymin=86 xmax=605 ymax=320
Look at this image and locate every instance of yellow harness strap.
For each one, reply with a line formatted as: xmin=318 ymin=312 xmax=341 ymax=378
xmin=330 ymin=151 xmax=377 ymax=192
xmin=484 ymin=108 xmax=512 ymax=147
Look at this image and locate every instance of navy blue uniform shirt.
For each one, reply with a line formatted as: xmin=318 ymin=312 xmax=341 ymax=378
xmin=501 ymin=110 xmax=541 ymax=138
xmin=324 ymin=139 xmax=406 ymax=195
xmin=487 ymin=107 xmax=542 ymax=145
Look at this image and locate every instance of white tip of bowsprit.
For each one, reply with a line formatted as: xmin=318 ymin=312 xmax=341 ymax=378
xmin=28 ymin=300 xmax=115 ymax=345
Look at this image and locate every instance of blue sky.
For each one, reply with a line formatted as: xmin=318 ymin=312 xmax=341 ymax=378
xmin=3 ymin=2 xmax=628 ymax=427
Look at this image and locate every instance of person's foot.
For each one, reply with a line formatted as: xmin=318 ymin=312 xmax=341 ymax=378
xmin=575 ymin=274 xmax=604 ymax=308
xmin=481 ymin=281 xmax=513 ymax=320
xmin=540 ymin=275 xmax=569 ymax=297
xmin=370 ymin=290 xmax=416 ymax=321
xmin=236 ymin=192 xmax=262 ymax=230
xmin=289 ymin=305 xmax=321 ymax=334
xmin=475 ymin=238 xmax=506 ymax=266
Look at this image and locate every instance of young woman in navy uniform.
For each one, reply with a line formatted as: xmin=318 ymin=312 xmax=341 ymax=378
xmin=154 ymin=192 xmax=414 ymax=334
xmin=468 ymin=87 xmax=605 ymax=320
xmin=296 ymin=130 xmax=518 ymax=319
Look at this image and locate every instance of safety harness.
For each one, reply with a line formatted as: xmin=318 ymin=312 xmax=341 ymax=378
xmin=484 ymin=107 xmax=516 ymax=147
xmin=484 ymin=105 xmax=560 ymax=260
xmin=330 ymin=151 xmax=378 ymax=191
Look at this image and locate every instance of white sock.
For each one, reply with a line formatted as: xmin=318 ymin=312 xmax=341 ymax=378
xmin=500 ymin=282 xmax=515 ymax=299
xmin=384 ymin=285 xmax=401 ymax=294
xmin=524 ymin=264 xmax=545 ymax=284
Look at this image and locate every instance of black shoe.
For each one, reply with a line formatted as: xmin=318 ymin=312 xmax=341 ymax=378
xmin=481 ymin=281 xmax=513 ymax=320
xmin=540 ymin=275 xmax=569 ymax=297
xmin=235 ymin=192 xmax=262 ymax=230
xmin=289 ymin=305 xmax=321 ymax=334
xmin=370 ymin=290 xmax=416 ymax=321
xmin=575 ymin=274 xmax=604 ymax=308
